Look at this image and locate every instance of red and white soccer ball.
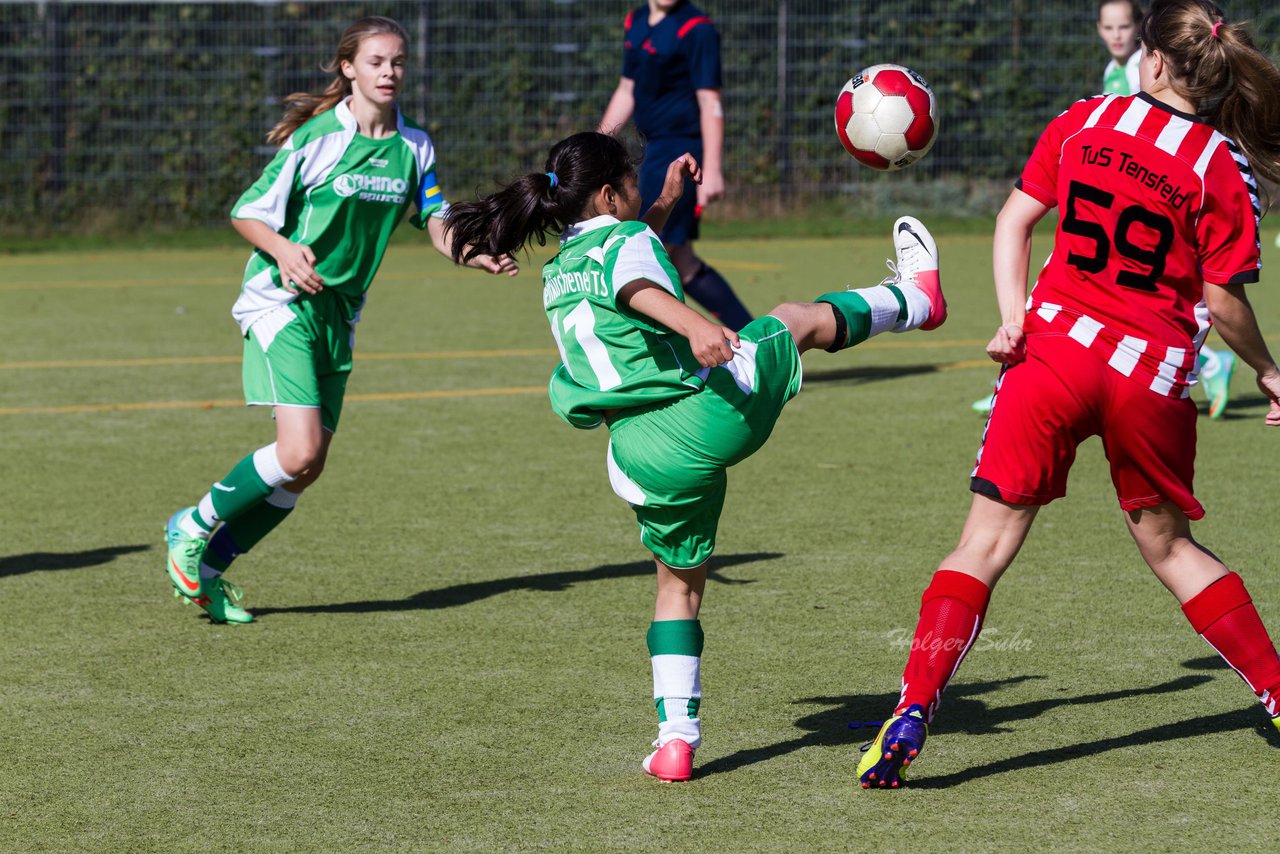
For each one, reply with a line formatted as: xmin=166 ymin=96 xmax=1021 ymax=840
xmin=834 ymin=64 xmax=938 ymax=171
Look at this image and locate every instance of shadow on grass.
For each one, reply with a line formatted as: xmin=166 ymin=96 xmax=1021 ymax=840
xmin=914 ymin=704 xmax=1279 ymax=789
xmin=697 ymin=673 xmax=1220 ymax=779
xmin=803 ymin=364 xmax=937 ymax=386
xmin=0 ymin=544 xmax=150 ymax=579
xmin=251 ymin=551 xmax=782 ymax=617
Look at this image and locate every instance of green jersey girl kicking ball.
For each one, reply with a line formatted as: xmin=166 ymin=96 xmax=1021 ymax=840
xmin=162 ymin=16 xmax=517 ymax=624
xmin=446 ymin=131 xmax=947 ymax=782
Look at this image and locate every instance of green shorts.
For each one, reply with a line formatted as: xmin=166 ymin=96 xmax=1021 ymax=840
xmin=241 ymin=294 xmax=353 ymax=433
xmin=606 ymin=315 xmax=803 ymax=569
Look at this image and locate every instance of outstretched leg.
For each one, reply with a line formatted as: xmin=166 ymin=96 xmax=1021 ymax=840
xmin=772 ymin=216 xmax=946 ymax=355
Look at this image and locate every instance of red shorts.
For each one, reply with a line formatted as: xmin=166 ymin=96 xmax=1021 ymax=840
xmin=971 ymin=332 xmax=1203 ymax=519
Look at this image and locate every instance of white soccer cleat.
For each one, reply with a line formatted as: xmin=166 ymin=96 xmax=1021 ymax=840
xmin=893 ymin=216 xmax=945 ymax=330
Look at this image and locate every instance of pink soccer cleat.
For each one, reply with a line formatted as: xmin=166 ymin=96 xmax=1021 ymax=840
xmin=893 ymin=216 xmax=945 ymax=330
xmin=642 ymin=739 xmax=694 ymax=782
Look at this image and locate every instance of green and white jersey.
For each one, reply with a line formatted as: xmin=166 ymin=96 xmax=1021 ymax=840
xmin=545 ymin=215 xmax=708 ymax=429
xmin=230 ymin=98 xmax=448 ymax=335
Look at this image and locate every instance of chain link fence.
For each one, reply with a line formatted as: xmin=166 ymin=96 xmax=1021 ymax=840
xmin=3 ymin=0 xmax=1277 ymax=234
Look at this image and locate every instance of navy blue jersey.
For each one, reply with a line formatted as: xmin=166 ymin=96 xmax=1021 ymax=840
xmin=621 ymin=2 xmax=722 ymax=140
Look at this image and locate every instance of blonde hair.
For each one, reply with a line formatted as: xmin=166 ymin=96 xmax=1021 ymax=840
xmin=265 ymin=16 xmax=409 ymax=147
xmin=1141 ymin=0 xmax=1280 ymax=193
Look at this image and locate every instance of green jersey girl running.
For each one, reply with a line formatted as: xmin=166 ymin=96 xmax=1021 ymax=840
xmin=446 ymin=131 xmax=948 ymax=782
xmin=163 ymin=17 xmax=517 ymax=624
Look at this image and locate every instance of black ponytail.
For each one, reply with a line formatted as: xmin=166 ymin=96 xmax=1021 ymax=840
xmin=447 ymin=132 xmax=638 ymax=265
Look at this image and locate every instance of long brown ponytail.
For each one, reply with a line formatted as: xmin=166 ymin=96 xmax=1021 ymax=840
xmin=1141 ymin=0 xmax=1280 ymax=194
xmin=446 ymin=132 xmax=638 ymax=265
xmin=265 ymin=16 xmax=409 ymax=147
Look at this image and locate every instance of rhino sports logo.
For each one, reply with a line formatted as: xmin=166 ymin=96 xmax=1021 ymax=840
xmin=333 ymin=173 xmax=409 ymax=204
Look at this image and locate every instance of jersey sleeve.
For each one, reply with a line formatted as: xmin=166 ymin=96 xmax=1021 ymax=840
xmin=1197 ymin=143 xmax=1261 ymax=285
xmin=620 ymin=7 xmax=642 ymax=79
xmin=407 ymin=132 xmax=449 ymax=230
xmin=683 ymin=18 xmax=722 ymax=90
xmin=1015 ymin=112 xmax=1069 ymax=208
xmin=409 ymin=164 xmax=448 ymax=230
xmin=231 ymin=141 xmax=301 ymax=231
xmin=606 ymin=223 xmax=682 ymax=334
xmin=607 ymin=224 xmax=678 ymax=298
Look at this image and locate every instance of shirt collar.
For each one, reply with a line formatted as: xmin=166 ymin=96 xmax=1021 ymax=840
xmin=561 ymin=215 xmax=621 ymax=244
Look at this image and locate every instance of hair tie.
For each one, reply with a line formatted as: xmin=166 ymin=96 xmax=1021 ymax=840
xmin=545 ymin=171 xmax=559 ymax=188
xmin=1211 ymin=21 xmax=1223 ymax=40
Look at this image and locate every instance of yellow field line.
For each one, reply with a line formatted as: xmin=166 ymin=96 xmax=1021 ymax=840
xmin=0 ymin=386 xmax=547 ymax=417
xmin=0 ymin=356 xmax=1006 ymax=417
xmin=0 ymin=269 xmax=491 ymax=290
xmin=0 ymin=348 xmax=559 ymax=371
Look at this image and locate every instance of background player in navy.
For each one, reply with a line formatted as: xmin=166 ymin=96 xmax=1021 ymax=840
xmin=859 ymin=0 xmax=1280 ymax=790
xmin=599 ymin=0 xmax=752 ymax=331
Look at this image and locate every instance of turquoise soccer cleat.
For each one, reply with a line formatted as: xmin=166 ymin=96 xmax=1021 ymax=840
xmin=164 ymin=507 xmax=206 ymax=599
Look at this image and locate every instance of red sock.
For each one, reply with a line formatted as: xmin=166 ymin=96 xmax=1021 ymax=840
xmin=895 ymin=569 xmax=992 ymax=722
xmin=1182 ymin=572 xmax=1280 ymax=717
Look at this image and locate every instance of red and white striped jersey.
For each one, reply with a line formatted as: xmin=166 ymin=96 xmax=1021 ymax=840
xmin=1017 ymin=92 xmax=1261 ymax=398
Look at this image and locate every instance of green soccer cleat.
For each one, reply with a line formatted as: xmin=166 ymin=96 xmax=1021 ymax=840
xmin=857 ymin=704 xmax=928 ymax=790
xmin=1202 ymin=351 xmax=1235 ymax=420
xmin=971 ymin=392 xmax=996 ymax=414
xmin=183 ymin=576 xmax=254 ymax=624
xmin=164 ymin=507 xmax=207 ymax=599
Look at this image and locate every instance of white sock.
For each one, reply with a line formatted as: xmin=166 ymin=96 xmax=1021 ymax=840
xmin=846 ymin=285 xmax=903 ymax=338
xmin=265 ymin=484 xmax=301 ymax=509
xmin=652 ymin=654 xmax=703 ymax=749
xmin=894 ymin=282 xmax=933 ymax=332
xmin=178 ymin=508 xmax=212 ymax=540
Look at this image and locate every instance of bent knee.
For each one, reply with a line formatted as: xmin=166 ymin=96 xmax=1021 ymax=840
xmin=276 ymin=441 xmax=325 ymax=477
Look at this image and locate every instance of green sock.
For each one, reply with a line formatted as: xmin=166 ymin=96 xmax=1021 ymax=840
xmin=646 ymin=619 xmax=705 ymax=657
xmin=647 ymin=619 xmax=705 ymax=745
xmin=815 ymin=291 xmax=873 ymax=350
xmin=201 ymin=493 xmax=297 ymax=576
xmin=195 ymin=444 xmax=292 ymax=529
xmin=209 ymin=452 xmax=273 ymax=521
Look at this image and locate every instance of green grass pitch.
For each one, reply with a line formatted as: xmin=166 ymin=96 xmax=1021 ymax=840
xmin=3 ymin=222 xmax=1279 ymax=850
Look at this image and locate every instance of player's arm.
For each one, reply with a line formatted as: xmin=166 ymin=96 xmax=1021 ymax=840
xmin=426 ymin=216 xmax=519 ymax=277
xmin=1204 ymin=283 xmax=1280 ymax=426
xmin=599 ymin=77 xmax=636 ymax=135
xmin=618 ymin=278 xmax=737 ymax=367
xmin=231 ymin=216 xmax=324 ymax=294
xmin=695 ymin=88 xmax=725 ymax=208
xmin=987 ymin=188 xmax=1050 ymax=364
xmin=642 ymin=154 xmax=702 ymax=235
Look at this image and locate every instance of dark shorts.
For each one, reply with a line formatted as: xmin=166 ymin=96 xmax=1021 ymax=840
xmin=971 ymin=332 xmax=1202 ymax=519
xmin=639 ymin=135 xmax=703 ymax=246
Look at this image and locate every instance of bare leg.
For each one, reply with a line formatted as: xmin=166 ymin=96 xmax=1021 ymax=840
xmin=273 ymin=406 xmax=328 ymax=484
xmin=655 ymin=557 xmax=707 ymax=621
xmin=940 ymin=492 xmax=1040 ymax=588
xmin=1123 ymin=501 xmax=1226 ymax=604
xmin=768 ymin=301 xmax=841 ymax=354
